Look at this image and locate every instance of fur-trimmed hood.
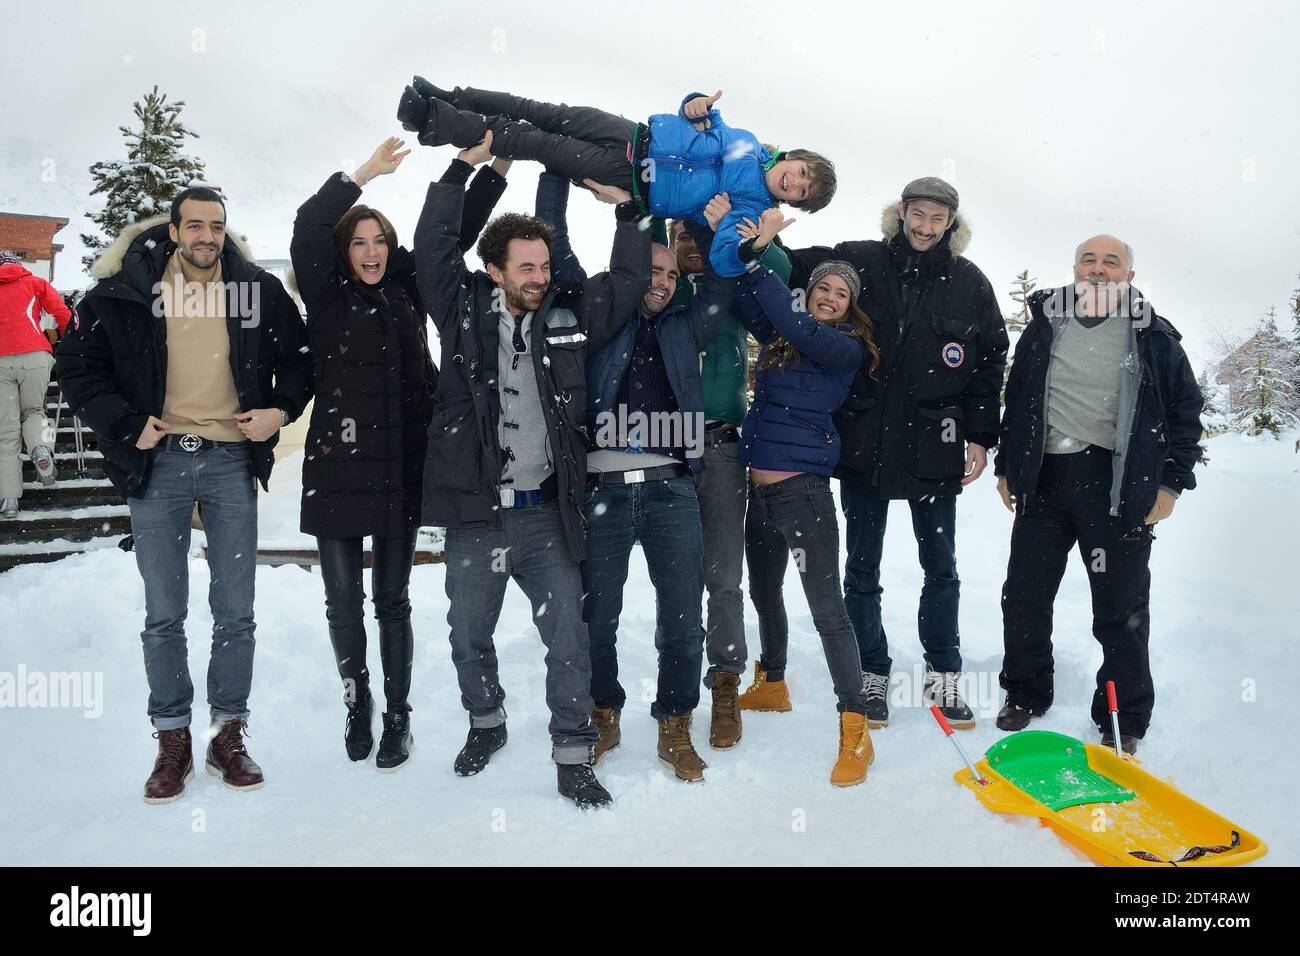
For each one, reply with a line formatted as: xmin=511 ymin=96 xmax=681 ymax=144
xmin=88 ymin=214 xmax=258 ymax=280
xmin=879 ymin=203 xmax=971 ymax=258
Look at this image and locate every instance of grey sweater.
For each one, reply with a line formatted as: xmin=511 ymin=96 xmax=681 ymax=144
xmin=1045 ymin=314 xmax=1129 ymax=454
xmin=497 ymin=310 xmax=552 ymax=491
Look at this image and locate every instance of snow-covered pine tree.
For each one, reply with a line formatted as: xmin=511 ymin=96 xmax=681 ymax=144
xmin=1001 ymin=269 xmax=1036 ymax=402
xmin=1007 ymin=269 xmax=1036 ymax=335
xmin=1289 ymin=271 xmax=1300 ymax=409
xmin=1232 ymin=314 xmax=1298 ymax=438
xmin=80 ymin=86 xmax=209 ymax=271
xmin=1196 ymin=367 xmax=1226 ymax=464
xmin=1198 ymin=368 xmax=1227 ymax=432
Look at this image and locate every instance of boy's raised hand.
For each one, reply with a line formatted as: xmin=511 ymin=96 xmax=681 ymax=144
xmin=456 ymin=129 xmax=495 ymax=167
xmin=583 ymin=178 xmax=632 ymax=205
xmin=355 ymin=136 xmax=411 ymax=185
xmin=703 ymin=192 xmax=732 ymax=229
xmin=684 ymin=90 xmax=723 ymax=130
xmin=740 ymin=208 xmax=795 ymax=249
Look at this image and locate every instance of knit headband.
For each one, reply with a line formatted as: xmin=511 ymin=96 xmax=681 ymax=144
xmin=807 ymin=259 xmax=861 ymax=301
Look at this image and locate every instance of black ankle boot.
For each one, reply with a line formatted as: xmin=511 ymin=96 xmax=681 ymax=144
xmin=417 ymin=97 xmax=487 ymax=149
xmin=396 ymin=85 xmax=431 ymax=134
xmin=996 ymin=703 xmax=1033 ymax=732
xmin=411 ymin=75 xmax=458 ymax=105
xmin=557 ymin=762 xmax=612 ymax=809
xmin=376 ymin=711 xmax=413 ymax=772
xmin=454 ymin=724 xmax=507 ymax=776
xmin=344 ymin=690 xmax=374 ymax=761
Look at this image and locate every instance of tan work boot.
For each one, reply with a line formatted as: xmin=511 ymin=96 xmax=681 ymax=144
xmin=710 ymin=672 xmax=743 ymax=749
xmin=829 ymin=712 xmax=874 ymax=787
xmin=657 ymin=714 xmax=707 ymax=783
xmin=592 ymin=707 xmax=621 ymax=763
xmin=738 ymin=660 xmax=792 ymax=712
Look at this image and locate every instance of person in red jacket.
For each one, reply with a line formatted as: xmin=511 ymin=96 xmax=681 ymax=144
xmin=0 ymin=250 xmax=72 ymax=516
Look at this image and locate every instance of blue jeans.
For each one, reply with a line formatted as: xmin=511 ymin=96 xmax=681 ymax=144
xmin=840 ymin=480 xmax=962 ymax=675
xmin=128 ymin=442 xmax=259 ymax=730
xmin=582 ymin=474 xmax=705 ymax=719
xmin=443 ymin=501 xmax=599 ymax=764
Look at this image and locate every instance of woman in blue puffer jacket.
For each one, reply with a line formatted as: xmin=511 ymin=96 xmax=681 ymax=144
xmin=395 ymin=80 xmax=836 ymax=277
xmin=724 ymin=207 xmax=882 ymax=787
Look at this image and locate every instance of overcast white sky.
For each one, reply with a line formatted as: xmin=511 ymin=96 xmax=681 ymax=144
xmin=4 ymin=0 xmax=1298 ymax=368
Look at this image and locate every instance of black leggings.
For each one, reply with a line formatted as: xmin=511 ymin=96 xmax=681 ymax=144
xmin=318 ymin=532 xmax=418 ymax=713
xmin=455 ymin=87 xmax=637 ymax=189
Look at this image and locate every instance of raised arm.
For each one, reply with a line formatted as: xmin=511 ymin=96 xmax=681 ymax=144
xmin=291 ymin=173 xmax=362 ymax=308
xmin=743 ymin=265 xmax=866 ymax=373
xmin=680 ymin=90 xmax=728 ymax=131
xmin=575 ymin=180 xmax=651 ymax=353
xmin=459 ymin=157 xmax=511 ymax=253
xmin=534 ymin=170 xmax=587 ymax=286
xmin=413 ymin=161 xmax=475 ymax=334
xmin=291 ymin=137 xmax=411 ymax=308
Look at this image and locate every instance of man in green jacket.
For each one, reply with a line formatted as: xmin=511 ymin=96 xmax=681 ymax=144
xmin=664 ymin=219 xmax=791 ymax=750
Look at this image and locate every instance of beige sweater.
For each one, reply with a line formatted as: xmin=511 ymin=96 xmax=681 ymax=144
xmin=159 ymin=251 xmax=245 ymax=443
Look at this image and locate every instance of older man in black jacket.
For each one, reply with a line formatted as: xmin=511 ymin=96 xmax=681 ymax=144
xmin=780 ymin=177 xmax=1008 ymax=730
xmin=994 ymin=235 xmax=1203 ymax=754
xmin=414 ymin=135 xmax=648 ymax=809
xmin=56 ymin=186 xmax=312 ymax=804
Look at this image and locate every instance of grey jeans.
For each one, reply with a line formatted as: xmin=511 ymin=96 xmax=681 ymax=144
xmin=127 ymin=442 xmax=259 ymax=730
xmin=694 ymin=438 xmax=748 ymax=685
xmin=745 ymin=474 xmax=869 ymax=714
xmin=0 ymin=350 xmax=55 ymax=498
xmin=443 ymin=501 xmax=598 ymax=765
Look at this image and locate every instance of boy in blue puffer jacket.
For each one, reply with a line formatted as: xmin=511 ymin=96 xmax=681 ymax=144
xmin=396 ymin=81 xmax=836 ymax=277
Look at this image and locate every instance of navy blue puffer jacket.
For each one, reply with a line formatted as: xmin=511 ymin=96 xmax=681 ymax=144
xmin=733 ymin=266 xmax=867 ymax=474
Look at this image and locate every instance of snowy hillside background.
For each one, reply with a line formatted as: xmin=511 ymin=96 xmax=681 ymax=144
xmin=2 ymin=432 xmax=1295 ymax=866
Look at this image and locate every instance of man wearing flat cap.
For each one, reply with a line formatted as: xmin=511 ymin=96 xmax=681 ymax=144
xmin=778 ymin=177 xmax=1009 ymax=730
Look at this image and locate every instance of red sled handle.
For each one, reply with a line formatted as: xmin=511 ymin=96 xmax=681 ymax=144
xmin=1106 ymin=680 xmax=1119 ymax=714
xmin=930 ymin=704 xmax=954 ymax=736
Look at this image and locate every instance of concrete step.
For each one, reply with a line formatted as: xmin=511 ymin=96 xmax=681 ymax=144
xmin=0 ymin=504 xmax=132 ymax=543
xmin=18 ymin=479 xmax=122 ymax=509
xmin=21 ymin=451 xmax=106 ymax=482
xmin=0 ymin=536 xmax=127 ymax=574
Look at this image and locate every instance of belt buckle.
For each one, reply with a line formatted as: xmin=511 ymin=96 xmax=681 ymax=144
xmin=499 ymin=487 xmax=515 ymax=509
xmin=179 ymin=433 xmax=203 ymax=453
xmin=625 ymin=469 xmax=645 ymax=484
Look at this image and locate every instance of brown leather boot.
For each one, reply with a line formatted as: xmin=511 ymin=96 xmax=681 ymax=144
xmin=710 ymin=673 xmax=743 ymax=749
xmin=144 ymin=727 xmax=195 ymax=804
xmin=205 ymin=718 xmax=265 ymax=791
xmin=657 ymin=714 xmax=707 ymax=783
xmin=592 ymin=707 xmax=621 ymax=763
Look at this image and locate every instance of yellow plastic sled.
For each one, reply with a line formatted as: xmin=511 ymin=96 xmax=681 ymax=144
xmin=955 ymin=731 xmax=1268 ymax=867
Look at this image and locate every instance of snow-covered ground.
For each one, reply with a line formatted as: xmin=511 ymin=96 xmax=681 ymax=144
xmin=1 ymin=434 xmax=1295 ymax=866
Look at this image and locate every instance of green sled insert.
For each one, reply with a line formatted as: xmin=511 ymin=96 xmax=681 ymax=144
xmin=984 ymin=730 xmax=1136 ymax=812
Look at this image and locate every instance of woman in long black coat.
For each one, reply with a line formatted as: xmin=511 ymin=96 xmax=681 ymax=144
xmin=291 ymin=137 xmax=510 ymax=770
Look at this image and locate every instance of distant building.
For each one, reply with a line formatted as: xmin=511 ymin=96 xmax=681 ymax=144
xmin=1215 ymin=334 xmax=1262 ymax=410
xmin=0 ymin=212 xmax=69 ymax=284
